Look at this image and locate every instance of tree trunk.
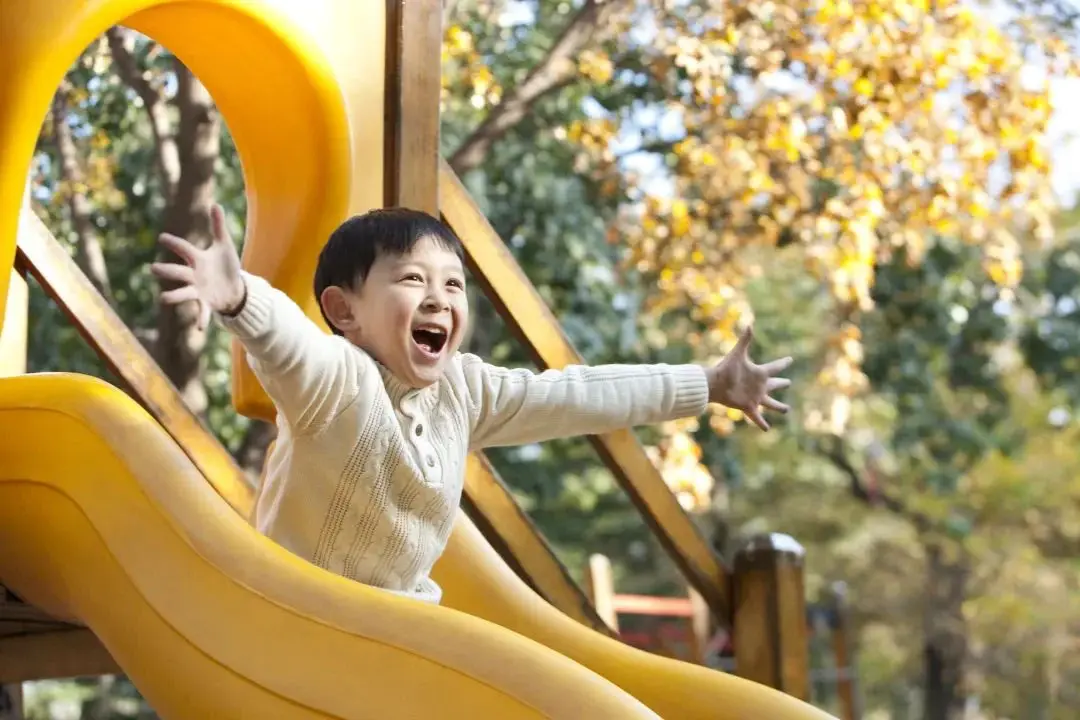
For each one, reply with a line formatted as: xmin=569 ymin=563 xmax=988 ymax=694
xmin=155 ymin=61 xmax=220 ymax=415
xmin=51 ymin=82 xmax=114 ymax=304
xmin=923 ymin=543 xmax=970 ymax=720
xmin=235 ymin=420 xmax=276 ymax=476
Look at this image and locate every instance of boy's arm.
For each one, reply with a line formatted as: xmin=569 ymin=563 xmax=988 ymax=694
xmin=219 ymin=271 xmax=365 ymax=433
xmin=460 ymin=354 xmax=710 ymax=450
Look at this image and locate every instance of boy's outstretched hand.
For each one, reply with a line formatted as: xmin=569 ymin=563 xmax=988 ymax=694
xmin=706 ymin=327 xmax=792 ymax=431
xmin=150 ymin=204 xmax=246 ymax=331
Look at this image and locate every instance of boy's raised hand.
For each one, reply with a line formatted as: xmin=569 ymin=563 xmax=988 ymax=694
xmin=150 ymin=204 xmax=246 ymax=331
xmin=706 ymin=327 xmax=793 ymax=432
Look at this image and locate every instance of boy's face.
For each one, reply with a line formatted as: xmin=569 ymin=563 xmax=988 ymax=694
xmin=327 ymin=236 xmax=469 ymax=388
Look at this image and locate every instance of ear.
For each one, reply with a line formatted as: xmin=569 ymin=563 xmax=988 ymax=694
xmin=320 ymin=286 xmax=360 ymax=334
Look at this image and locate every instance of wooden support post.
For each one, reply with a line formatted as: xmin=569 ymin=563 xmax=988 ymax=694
xmin=0 ymin=629 xmax=120 ymax=683
xmin=384 ymin=0 xmax=442 ymax=213
xmin=732 ymin=533 xmax=810 ymax=699
xmin=687 ymin=585 xmax=711 ymax=664
xmin=583 ymin=554 xmax=619 ymax=632
xmin=829 ymin=582 xmax=860 ymax=720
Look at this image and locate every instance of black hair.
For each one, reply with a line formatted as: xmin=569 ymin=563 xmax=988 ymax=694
xmin=313 ymin=207 xmax=465 ymax=334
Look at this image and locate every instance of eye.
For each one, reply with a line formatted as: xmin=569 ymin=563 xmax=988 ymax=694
xmin=400 ymin=273 xmax=424 ymax=283
xmin=446 ymin=278 xmax=465 ymax=290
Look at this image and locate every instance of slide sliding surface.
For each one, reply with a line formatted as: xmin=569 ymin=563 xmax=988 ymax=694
xmin=435 ymin=520 xmax=836 ymax=720
xmin=0 ymin=373 xmax=662 ymax=719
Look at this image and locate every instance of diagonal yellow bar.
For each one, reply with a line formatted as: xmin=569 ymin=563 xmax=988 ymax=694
xmin=440 ymin=159 xmax=732 ymax=622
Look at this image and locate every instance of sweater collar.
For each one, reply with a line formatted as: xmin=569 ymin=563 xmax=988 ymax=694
xmin=374 ymin=359 xmax=440 ymax=410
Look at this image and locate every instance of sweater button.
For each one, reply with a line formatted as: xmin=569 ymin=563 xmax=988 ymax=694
xmin=415 ymin=424 xmax=423 ymax=436
xmin=426 ymin=455 xmax=436 ymax=467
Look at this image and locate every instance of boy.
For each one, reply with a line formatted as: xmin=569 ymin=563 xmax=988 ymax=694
xmin=151 ymin=205 xmax=792 ymax=604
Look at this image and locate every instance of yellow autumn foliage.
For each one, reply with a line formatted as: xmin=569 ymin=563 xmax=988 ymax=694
xmin=644 ymin=418 xmax=716 ymax=512
xmin=441 ymin=23 xmax=502 ymax=110
xmin=563 ymin=0 xmax=1074 ymax=436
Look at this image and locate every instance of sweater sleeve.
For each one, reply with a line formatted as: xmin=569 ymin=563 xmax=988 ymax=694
xmin=218 ymin=271 xmax=364 ymax=433
xmin=460 ymin=354 xmax=710 ymax=450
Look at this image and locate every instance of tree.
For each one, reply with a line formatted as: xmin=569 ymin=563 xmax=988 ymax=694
xmin=442 ymin=1 xmax=1080 ymax=716
xmin=601 ymin=0 xmax=1076 ymax=433
xmin=721 ymin=231 xmax=1080 ymax=718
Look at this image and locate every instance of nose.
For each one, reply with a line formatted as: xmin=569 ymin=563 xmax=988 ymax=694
xmin=422 ymin=288 xmax=449 ymax=312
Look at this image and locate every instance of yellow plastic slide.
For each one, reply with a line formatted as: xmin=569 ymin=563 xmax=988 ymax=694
xmin=0 ymin=0 xmax=835 ymax=717
xmin=0 ymin=374 xmax=665 ymax=718
xmin=0 ymin=374 xmax=833 ymax=719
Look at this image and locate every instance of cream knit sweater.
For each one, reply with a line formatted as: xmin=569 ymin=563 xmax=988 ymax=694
xmin=223 ymin=272 xmax=710 ymax=603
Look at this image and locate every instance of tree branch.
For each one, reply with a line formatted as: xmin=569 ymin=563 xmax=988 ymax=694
xmin=443 ymin=0 xmax=461 ymax=27
xmin=613 ymin=138 xmax=680 ymax=160
xmin=153 ymin=60 xmax=221 ymax=415
xmin=105 ymin=26 xmax=181 ymax=199
xmin=448 ymin=0 xmax=628 ymax=174
xmin=51 ymin=80 xmax=115 ymax=305
xmin=814 ymin=435 xmax=925 ymax=527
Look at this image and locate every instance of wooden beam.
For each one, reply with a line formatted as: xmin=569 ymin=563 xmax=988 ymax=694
xmin=732 ymin=533 xmax=810 ymax=700
xmin=829 ymin=584 xmax=860 ymax=720
xmin=461 ymin=455 xmax=613 ymax=635
xmin=583 ymin=554 xmax=618 ymax=631
xmin=612 ymin=594 xmax=695 ymax=618
xmin=439 ymin=160 xmax=732 ymax=622
xmin=384 ymin=0 xmax=442 ymax=214
xmin=0 ymin=589 xmax=78 ymax=641
xmin=14 ymin=211 xmax=254 ymax=517
xmin=687 ymin=585 xmax=711 ymax=665
xmin=0 ymin=630 xmax=119 ymax=684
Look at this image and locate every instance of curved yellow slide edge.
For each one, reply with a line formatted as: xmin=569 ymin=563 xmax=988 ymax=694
xmin=435 ymin=520 xmax=837 ymax=720
xmin=0 ymin=373 xmax=662 ymax=719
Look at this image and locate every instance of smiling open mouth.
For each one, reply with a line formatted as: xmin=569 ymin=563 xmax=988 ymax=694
xmin=412 ymin=327 xmax=448 ymax=355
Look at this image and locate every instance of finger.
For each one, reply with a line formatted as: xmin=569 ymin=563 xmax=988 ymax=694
xmin=158 ymin=233 xmax=199 ymax=263
xmin=160 ymin=285 xmax=200 ymax=305
xmin=209 ymin=203 xmax=230 ymax=245
xmin=761 ymin=396 xmax=790 ymax=413
xmin=766 ymin=377 xmax=792 ymax=393
xmin=732 ymin=325 xmax=754 ymax=355
xmin=760 ymin=356 xmax=794 ymax=374
xmin=198 ymin=301 xmax=212 ymax=332
xmin=150 ymin=262 xmax=195 ymax=285
xmin=746 ymin=406 xmax=770 ymax=432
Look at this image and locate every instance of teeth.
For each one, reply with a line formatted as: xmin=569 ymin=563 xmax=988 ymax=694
xmin=415 ymin=325 xmax=447 ymax=335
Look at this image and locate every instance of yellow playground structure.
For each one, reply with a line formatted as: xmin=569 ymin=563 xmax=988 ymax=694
xmin=0 ymin=1 xmax=839 ymax=718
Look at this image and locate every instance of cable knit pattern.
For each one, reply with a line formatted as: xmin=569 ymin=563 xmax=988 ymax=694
xmin=221 ymin=272 xmax=710 ymax=603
